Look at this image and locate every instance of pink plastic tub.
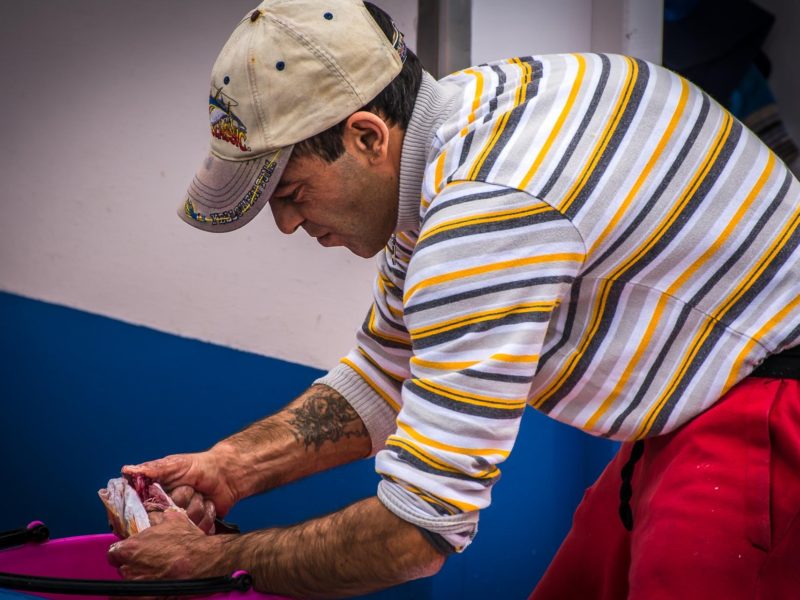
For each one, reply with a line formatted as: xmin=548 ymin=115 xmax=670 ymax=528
xmin=0 ymin=531 xmax=287 ymax=600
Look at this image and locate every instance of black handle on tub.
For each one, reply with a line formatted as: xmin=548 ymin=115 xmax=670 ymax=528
xmin=0 ymin=570 xmax=253 ymax=596
xmin=0 ymin=522 xmax=50 ymax=550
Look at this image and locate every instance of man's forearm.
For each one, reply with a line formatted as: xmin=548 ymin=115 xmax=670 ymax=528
xmin=211 ymin=384 xmax=371 ymax=499
xmin=218 ymin=496 xmax=445 ymax=598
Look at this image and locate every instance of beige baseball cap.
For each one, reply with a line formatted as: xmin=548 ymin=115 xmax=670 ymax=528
xmin=179 ymin=0 xmax=405 ymax=232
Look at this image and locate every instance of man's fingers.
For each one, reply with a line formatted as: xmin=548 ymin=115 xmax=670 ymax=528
xmin=107 ymin=540 xmax=129 ymax=568
xmin=186 ymin=492 xmax=204 ymax=517
xmin=196 ymin=499 xmax=217 ymax=534
xmin=122 ymin=455 xmax=191 ymax=486
xmin=168 ymin=485 xmax=196 ymax=509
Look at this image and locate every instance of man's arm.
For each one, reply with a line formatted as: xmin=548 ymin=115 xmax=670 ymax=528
xmin=217 ymin=383 xmax=373 ymax=497
xmin=109 ymin=495 xmax=444 ymax=598
xmin=123 ymin=384 xmax=372 ymax=518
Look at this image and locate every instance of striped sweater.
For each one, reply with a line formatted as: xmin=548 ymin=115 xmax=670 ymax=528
xmin=317 ymin=54 xmax=800 ymax=550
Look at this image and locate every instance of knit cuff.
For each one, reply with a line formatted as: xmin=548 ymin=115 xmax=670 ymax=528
xmin=377 ymin=478 xmax=479 ymax=552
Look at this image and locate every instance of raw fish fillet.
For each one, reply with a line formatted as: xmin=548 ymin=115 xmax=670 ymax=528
xmin=98 ymin=474 xmax=179 ymax=538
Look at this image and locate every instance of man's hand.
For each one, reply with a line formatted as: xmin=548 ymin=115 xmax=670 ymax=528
xmin=122 ymin=449 xmax=239 ymax=527
xmin=107 ymin=509 xmax=230 ymax=579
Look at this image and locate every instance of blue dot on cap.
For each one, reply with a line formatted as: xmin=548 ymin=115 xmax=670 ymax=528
xmin=324 ymin=12 xmax=333 ymax=20
xmin=223 ymin=75 xmax=230 ymax=85
xmin=276 ymin=61 xmax=285 ymax=71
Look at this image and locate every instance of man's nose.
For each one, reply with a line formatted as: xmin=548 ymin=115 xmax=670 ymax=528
xmin=270 ymin=200 xmax=304 ymax=234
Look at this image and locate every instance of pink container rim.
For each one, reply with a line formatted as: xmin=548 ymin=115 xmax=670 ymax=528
xmin=0 ymin=532 xmax=287 ymax=600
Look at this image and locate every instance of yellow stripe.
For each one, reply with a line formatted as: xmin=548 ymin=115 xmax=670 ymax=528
xmin=377 ymin=276 xmax=403 ymax=319
xmin=367 ymin=305 xmax=410 ymax=347
xmin=341 ymin=357 xmax=401 ymax=412
xmin=416 ymin=378 xmax=526 ymax=409
xmin=558 ymin=57 xmax=638 ymax=214
xmin=377 ymin=475 xmax=459 ymax=515
xmin=419 ymin=204 xmax=553 ymax=243
xmin=583 ymin=152 xmax=776 ymax=429
xmin=434 ymin=150 xmax=448 ymax=192
xmin=388 ymin=436 xmax=499 ymax=480
xmin=519 ymin=54 xmax=587 ymax=189
xmin=403 ymin=253 xmax=584 ymax=303
xmin=513 ymin=57 xmax=532 ymax=106
xmin=377 ymin=472 xmax=480 ymax=514
xmin=397 ymin=420 xmax=510 ymax=458
xmin=724 ymin=294 xmax=800 ymax=391
xmin=397 ymin=232 xmax=416 ymax=246
xmin=387 ymin=437 xmax=461 ymax=474
xmin=531 ymin=112 xmax=734 ymax=409
xmin=460 ymin=69 xmax=485 ymax=137
xmin=356 ymin=347 xmax=405 ymax=383
xmin=588 ymin=78 xmax=690 ymax=256
xmin=467 ymin=110 xmax=512 ymax=180
xmin=491 ymin=353 xmax=539 ymax=363
xmin=410 ymin=301 xmax=556 ymax=339
xmin=411 ymin=357 xmax=481 ymax=370
xmin=410 ymin=353 xmax=541 ymax=371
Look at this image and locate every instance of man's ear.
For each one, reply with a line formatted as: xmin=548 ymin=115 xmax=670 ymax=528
xmin=342 ymin=111 xmax=390 ymax=165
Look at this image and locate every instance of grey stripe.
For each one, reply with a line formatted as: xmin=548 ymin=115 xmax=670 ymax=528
xmin=462 ymin=369 xmax=533 ymax=384
xmin=405 ymin=275 xmax=574 ymax=315
xmin=413 ymin=310 xmax=551 ymax=350
xmin=415 ymin=207 xmax=562 ymax=252
xmin=360 ymin=312 xmax=411 ymax=351
xmin=385 ymin=446 xmax=495 ymax=487
xmin=422 ymin=187 xmax=515 ymax=224
xmin=484 ymin=64 xmax=508 ymax=122
xmin=457 ymin=130 xmax=476 ymax=174
xmin=406 ymin=380 xmax=524 ymax=419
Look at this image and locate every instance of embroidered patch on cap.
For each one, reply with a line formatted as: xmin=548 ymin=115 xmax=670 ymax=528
xmin=208 ymin=80 xmax=251 ymax=152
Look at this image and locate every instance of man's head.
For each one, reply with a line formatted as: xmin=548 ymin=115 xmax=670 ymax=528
xmin=178 ymin=0 xmax=422 ymax=256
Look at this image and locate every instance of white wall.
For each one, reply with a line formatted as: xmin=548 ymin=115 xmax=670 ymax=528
xmin=472 ymin=0 xmax=594 ymax=62
xmin=472 ymin=0 xmax=663 ymax=65
xmin=0 ymin=0 xmax=415 ymax=371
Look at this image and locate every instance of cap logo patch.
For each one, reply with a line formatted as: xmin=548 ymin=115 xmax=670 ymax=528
xmin=209 ymin=82 xmax=251 ymax=152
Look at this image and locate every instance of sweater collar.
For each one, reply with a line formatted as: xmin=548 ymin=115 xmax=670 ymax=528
xmin=395 ymin=71 xmax=460 ymax=232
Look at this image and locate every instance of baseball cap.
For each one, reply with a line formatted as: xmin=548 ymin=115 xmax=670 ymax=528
xmin=179 ymin=0 xmax=405 ymax=232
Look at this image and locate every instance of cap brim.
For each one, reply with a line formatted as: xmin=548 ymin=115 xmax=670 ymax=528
xmin=178 ymin=146 xmax=292 ymax=233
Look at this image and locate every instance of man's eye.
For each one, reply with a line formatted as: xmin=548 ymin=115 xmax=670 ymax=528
xmin=277 ymin=189 xmax=299 ymax=203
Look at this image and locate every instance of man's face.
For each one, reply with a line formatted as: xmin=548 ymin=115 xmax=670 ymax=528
xmin=269 ymin=149 xmax=399 ymax=258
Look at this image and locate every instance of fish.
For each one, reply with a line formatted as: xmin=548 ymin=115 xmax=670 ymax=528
xmin=98 ymin=473 xmax=182 ymax=538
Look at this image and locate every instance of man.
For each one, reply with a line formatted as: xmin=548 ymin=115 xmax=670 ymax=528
xmin=108 ymin=0 xmax=800 ymax=597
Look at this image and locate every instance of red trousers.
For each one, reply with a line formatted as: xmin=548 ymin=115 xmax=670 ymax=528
xmin=530 ymin=377 xmax=800 ymax=600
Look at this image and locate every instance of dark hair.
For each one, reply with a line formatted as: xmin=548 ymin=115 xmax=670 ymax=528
xmin=292 ymin=1 xmax=424 ymax=163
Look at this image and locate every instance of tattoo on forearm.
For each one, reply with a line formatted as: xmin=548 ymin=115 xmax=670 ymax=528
xmin=288 ymin=385 xmax=369 ymax=451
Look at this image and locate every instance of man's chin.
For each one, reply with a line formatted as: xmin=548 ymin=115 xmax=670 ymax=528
xmin=317 ymin=234 xmax=383 ymax=258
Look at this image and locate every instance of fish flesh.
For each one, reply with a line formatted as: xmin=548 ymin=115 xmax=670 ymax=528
xmin=98 ymin=474 xmax=180 ymax=538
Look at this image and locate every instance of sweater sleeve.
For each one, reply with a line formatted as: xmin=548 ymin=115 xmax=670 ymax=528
xmin=375 ymin=181 xmax=585 ymax=552
xmin=315 ymin=231 xmax=418 ymax=455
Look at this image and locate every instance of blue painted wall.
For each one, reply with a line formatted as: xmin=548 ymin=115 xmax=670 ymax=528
xmin=0 ymin=291 xmax=618 ymax=599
